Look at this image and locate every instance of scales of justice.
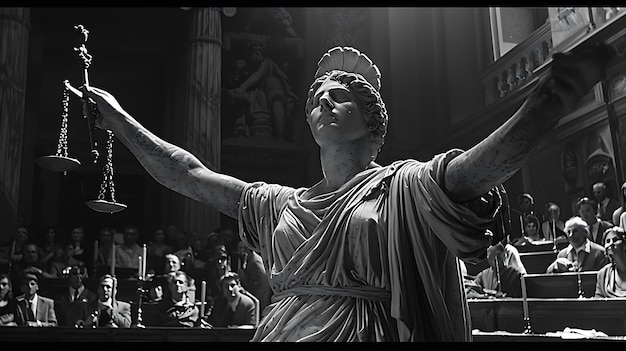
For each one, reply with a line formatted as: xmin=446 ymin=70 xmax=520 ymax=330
xmin=35 ymin=25 xmax=127 ymax=214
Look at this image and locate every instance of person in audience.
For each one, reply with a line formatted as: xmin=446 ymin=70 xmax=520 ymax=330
xmin=69 ymin=226 xmax=92 ymax=273
xmin=115 ymin=225 xmax=142 ymax=276
xmin=613 ymin=181 xmax=626 ymax=227
xmin=593 ymin=182 xmax=620 ymax=225
xmin=540 ymin=202 xmax=567 ymax=248
xmin=595 ymin=226 xmax=626 ymax=298
xmin=77 ymin=274 xmax=131 ymax=328
xmin=0 ymin=226 xmax=30 ymax=276
xmin=173 ymin=231 xmax=195 ymax=268
xmin=37 ymin=226 xmax=60 ymax=273
xmin=510 ymin=193 xmax=535 ymax=239
xmin=48 ymin=242 xmax=88 ymax=278
xmin=546 ymin=216 xmax=609 ymax=273
xmin=55 ymin=265 xmax=97 ymax=326
xmin=205 ymin=244 xmax=231 ymax=308
xmin=153 ymin=270 xmax=200 ymax=327
xmin=207 ymin=272 xmax=256 ymax=328
xmin=473 ymin=236 xmax=527 ymax=298
xmin=149 ymin=253 xmax=196 ymax=303
xmin=577 ymin=196 xmax=614 ymax=246
xmin=95 ymin=227 xmax=115 ymax=275
xmin=14 ymin=270 xmax=57 ymax=327
xmin=0 ymin=273 xmax=17 ymax=326
xmin=12 ymin=243 xmax=56 ymax=286
xmin=511 ymin=214 xmax=544 ymax=248
xmin=236 ymin=241 xmax=272 ymax=312
xmin=147 ymin=228 xmax=173 ymax=276
xmin=216 ymin=226 xmax=240 ymax=270
xmin=524 ymin=214 xmax=543 ymax=241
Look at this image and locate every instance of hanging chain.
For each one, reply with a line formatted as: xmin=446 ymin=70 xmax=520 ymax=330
xmin=55 ymin=82 xmax=71 ymax=158
xmin=97 ymin=130 xmax=118 ymax=202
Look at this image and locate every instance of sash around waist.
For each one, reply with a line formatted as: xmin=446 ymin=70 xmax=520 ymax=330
xmin=273 ymin=284 xmax=391 ymax=301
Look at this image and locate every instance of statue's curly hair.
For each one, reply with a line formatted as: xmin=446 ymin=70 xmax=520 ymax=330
xmin=305 ymin=70 xmax=388 ymax=160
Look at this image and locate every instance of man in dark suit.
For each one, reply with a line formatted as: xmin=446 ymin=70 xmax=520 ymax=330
xmin=55 ymin=265 xmax=97 ymax=326
xmin=546 ymin=216 xmax=609 ymax=273
xmin=77 ymin=274 xmax=131 ymax=328
xmin=593 ymin=182 xmax=621 ymax=225
xmin=15 ymin=270 xmax=57 ymax=327
xmin=207 ymin=272 xmax=256 ymax=327
xmin=577 ymin=196 xmax=614 ymax=246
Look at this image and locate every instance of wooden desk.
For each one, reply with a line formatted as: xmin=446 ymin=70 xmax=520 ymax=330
xmin=469 ymin=297 xmax=626 ymax=336
xmin=519 ymin=251 xmax=557 ymax=274
xmin=524 ymin=271 xmax=597 ymax=298
xmin=0 ymin=326 xmax=255 ymax=342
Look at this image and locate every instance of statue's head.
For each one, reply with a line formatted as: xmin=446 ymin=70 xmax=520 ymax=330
xmin=305 ymin=47 xmax=388 ymax=161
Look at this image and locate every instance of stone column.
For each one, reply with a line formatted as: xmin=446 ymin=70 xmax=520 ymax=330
xmin=0 ymin=8 xmax=30 ymax=243
xmin=180 ymin=7 xmax=222 ymax=236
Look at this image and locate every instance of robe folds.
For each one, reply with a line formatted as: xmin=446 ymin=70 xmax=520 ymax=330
xmin=238 ymin=149 xmax=502 ymax=341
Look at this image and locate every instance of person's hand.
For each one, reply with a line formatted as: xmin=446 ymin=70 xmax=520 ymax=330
xmin=11 ymin=253 xmax=23 ymax=262
xmin=83 ymin=86 xmax=131 ymax=131
xmin=553 ymin=257 xmax=575 ymax=272
xmin=529 ymin=43 xmax=616 ymax=126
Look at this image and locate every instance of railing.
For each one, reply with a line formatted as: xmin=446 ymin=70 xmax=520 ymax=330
xmin=481 ymin=22 xmax=553 ymax=106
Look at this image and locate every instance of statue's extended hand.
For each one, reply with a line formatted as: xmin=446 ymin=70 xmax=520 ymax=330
xmin=83 ymin=86 xmax=130 ymax=131
xmin=531 ymin=42 xmax=616 ymax=125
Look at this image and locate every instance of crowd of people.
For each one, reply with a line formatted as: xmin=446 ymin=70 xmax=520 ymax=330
xmin=466 ymin=180 xmax=626 ymax=299
xmin=0 ymin=221 xmax=271 ymax=329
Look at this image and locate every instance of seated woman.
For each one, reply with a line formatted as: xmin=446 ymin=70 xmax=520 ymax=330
xmin=0 ymin=273 xmax=17 ymax=326
xmin=595 ymin=227 xmax=626 ymax=298
xmin=474 ymin=242 xmax=527 ymax=298
xmin=153 ymin=270 xmax=200 ymax=327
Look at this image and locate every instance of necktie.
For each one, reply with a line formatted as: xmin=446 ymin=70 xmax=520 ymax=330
xmin=74 ymin=290 xmax=80 ymax=302
xmin=26 ymin=300 xmax=35 ymax=322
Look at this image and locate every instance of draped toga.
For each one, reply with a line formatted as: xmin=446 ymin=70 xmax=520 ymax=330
xmin=238 ymin=149 xmax=502 ymax=341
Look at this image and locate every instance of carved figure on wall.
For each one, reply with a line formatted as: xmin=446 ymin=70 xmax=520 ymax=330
xmin=222 ymin=8 xmax=304 ymax=143
xmin=561 ymin=146 xmax=579 ymax=189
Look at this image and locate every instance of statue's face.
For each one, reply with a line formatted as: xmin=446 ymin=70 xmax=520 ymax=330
xmin=307 ymin=79 xmax=368 ymax=147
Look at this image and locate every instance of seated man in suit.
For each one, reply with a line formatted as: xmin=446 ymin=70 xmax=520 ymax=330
xmin=76 ymin=274 xmax=131 ymax=328
xmin=153 ymin=270 xmax=200 ymax=327
xmin=547 ymin=216 xmax=609 ymax=273
xmin=55 ymin=265 xmax=97 ymax=326
xmin=207 ymin=272 xmax=256 ymax=328
xmin=15 ymin=270 xmax=57 ymax=327
xmin=474 ymin=241 xmax=527 ymax=298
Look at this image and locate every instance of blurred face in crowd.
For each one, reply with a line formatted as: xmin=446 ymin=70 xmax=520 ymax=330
xmin=21 ymin=278 xmax=38 ymax=298
xmin=123 ymin=227 xmax=139 ymax=246
xmin=593 ymin=183 xmax=607 ymax=203
xmin=15 ymin=227 xmax=29 ymax=243
xmin=71 ymin=227 xmax=85 ymax=243
xmin=168 ymin=272 xmax=189 ymax=301
xmin=45 ymin=227 xmax=56 ymax=242
xmin=68 ymin=267 xmax=85 ymax=289
xmin=23 ymin=244 xmax=39 ymax=264
xmin=164 ymin=254 xmax=181 ymax=273
xmin=221 ymin=276 xmax=241 ymax=302
xmin=154 ymin=229 xmax=166 ymax=243
xmin=98 ymin=277 xmax=114 ymax=302
xmin=518 ymin=197 xmax=532 ymax=213
xmin=0 ymin=276 xmax=11 ymax=301
xmin=566 ymin=223 xmax=588 ymax=248
xmin=525 ymin=221 xmax=539 ymax=238
xmin=486 ymin=244 xmax=505 ymax=270
xmin=547 ymin=204 xmax=560 ymax=221
xmin=578 ymin=203 xmax=597 ymax=224
xmin=605 ymin=229 xmax=626 ymax=267
xmin=99 ymin=228 xmax=113 ymax=243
